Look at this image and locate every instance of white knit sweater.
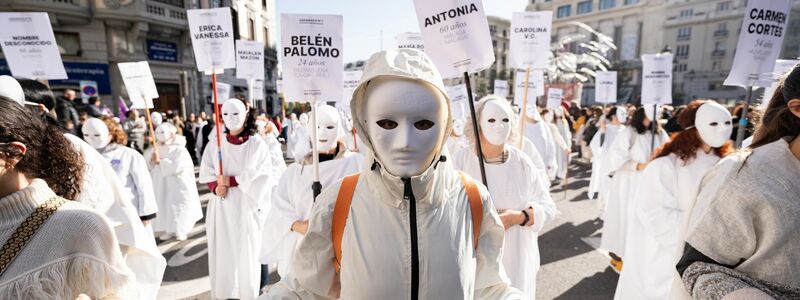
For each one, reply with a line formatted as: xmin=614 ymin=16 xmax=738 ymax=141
xmin=0 ymin=179 xmax=137 ymax=299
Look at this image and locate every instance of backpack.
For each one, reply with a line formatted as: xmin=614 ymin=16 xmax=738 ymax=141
xmin=331 ymin=171 xmax=483 ymax=273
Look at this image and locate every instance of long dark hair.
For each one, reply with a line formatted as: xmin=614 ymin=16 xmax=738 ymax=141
xmin=654 ymin=100 xmax=733 ymax=162
xmin=630 ymin=106 xmax=663 ymax=134
xmin=16 ymin=79 xmax=68 ymax=131
xmin=750 ymin=64 xmax=800 ymax=148
xmin=224 ymin=98 xmax=259 ymax=137
xmin=0 ymin=97 xmax=84 ymax=199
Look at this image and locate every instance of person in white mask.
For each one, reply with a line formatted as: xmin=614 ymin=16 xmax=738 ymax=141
xmin=541 ymin=108 xmax=571 ymax=181
xmin=446 ymin=118 xmax=469 ymax=156
xmin=588 ymin=106 xmax=627 ymax=204
xmin=261 ymin=104 xmax=363 ymax=278
xmin=614 ymin=100 xmax=733 ymax=300
xmin=601 ymin=104 xmax=670 ymax=272
xmin=522 ymin=104 xmax=558 ymax=180
xmin=256 ymin=118 xmax=288 ymax=176
xmin=266 ymin=49 xmax=522 ymax=299
xmin=144 ymin=122 xmax=203 ymax=241
xmin=199 ymin=98 xmax=278 ymax=300
xmin=83 ymin=118 xmax=159 ymax=225
xmin=452 ymin=95 xmax=557 ymax=299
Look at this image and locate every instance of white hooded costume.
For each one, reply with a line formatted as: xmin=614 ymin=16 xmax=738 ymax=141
xmin=266 ymin=49 xmax=522 ymax=299
xmin=83 ymin=118 xmax=159 ymax=222
xmin=523 ymin=106 xmax=558 ymax=180
xmin=614 ymin=102 xmax=732 ymax=300
xmin=543 ymin=110 xmax=571 ymax=180
xmin=452 ymin=95 xmax=557 ymax=299
xmin=600 ymin=105 xmax=670 ymax=256
xmin=144 ymin=123 xmax=203 ymax=240
xmin=199 ymin=99 xmax=278 ymax=300
xmin=588 ymin=107 xmax=628 ymax=204
xmin=261 ymin=104 xmax=364 ymax=276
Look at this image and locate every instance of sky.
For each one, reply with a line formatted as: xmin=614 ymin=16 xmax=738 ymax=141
xmin=275 ymin=0 xmax=529 ymax=64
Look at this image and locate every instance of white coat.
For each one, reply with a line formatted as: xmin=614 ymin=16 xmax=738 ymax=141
xmin=260 ymin=146 xmax=363 ymax=275
xmin=588 ymin=124 xmax=626 ymax=203
xmin=614 ymin=150 xmax=719 ymax=300
xmin=144 ymin=136 xmax=203 ymax=237
xmin=600 ymin=127 xmax=669 ymax=256
xmin=446 ymin=135 xmax=469 ymax=157
xmin=524 ymin=121 xmax=558 ymax=180
xmin=199 ymin=135 xmax=278 ymax=300
xmin=548 ymin=122 xmax=571 ymax=180
xmin=453 ymin=147 xmax=557 ymax=299
xmin=98 ymin=144 xmax=159 ymax=219
xmin=66 ymin=134 xmax=166 ymax=300
xmin=519 ymin=137 xmax=549 ymax=190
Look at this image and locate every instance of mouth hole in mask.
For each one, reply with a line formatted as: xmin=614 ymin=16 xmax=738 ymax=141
xmin=376 ymin=119 xmax=398 ymax=130
xmin=414 ymin=120 xmax=435 ymax=130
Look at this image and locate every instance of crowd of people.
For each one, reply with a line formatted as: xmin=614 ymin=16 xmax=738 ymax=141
xmin=0 ymin=47 xmax=798 ymax=300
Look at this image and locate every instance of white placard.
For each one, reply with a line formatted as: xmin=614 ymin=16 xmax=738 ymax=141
xmin=341 ymin=70 xmax=362 ymax=109
xmin=396 ymin=32 xmax=425 ymax=52
xmin=724 ymin=0 xmax=791 ymax=87
xmin=509 ymin=11 xmax=552 ymax=70
xmin=0 ymin=13 xmax=67 ymax=79
xmin=513 ymin=70 xmax=545 ymax=106
xmin=546 ymin=88 xmax=563 ymax=109
xmin=276 ymin=79 xmax=283 ymax=94
xmin=641 ymin=53 xmax=673 ymax=105
xmin=761 ymin=59 xmax=799 ymax=107
xmin=595 ymin=71 xmax=617 ymax=104
xmin=493 ymin=80 xmax=508 ymax=97
xmin=118 ymin=61 xmax=159 ymax=109
xmin=412 ymin=0 xmax=495 ymax=78
xmin=446 ymin=84 xmax=468 ymax=119
xmin=187 ymin=8 xmax=236 ymax=73
xmin=249 ymin=79 xmax=264 ymax=101
xmin=281 ymin=14 xmax=343 ymax=103
xmin=215 ymin=82 xmax=231 ymax=101
xmin=236 ymin=40 xmax=265 ymax=80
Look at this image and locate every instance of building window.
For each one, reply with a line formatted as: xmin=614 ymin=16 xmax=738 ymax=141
xmin=152 ymin=0 xmax=184 ymax=7
xmin=557 ymin=5 xmax=571 ymax=18
xmin=577 ymin=1 xmax=592 ymax=14
xmin=248 ymin=18 xmax=255 ymax=40
xmin=679 ymin=9 xmax=694 ymax=18
xmin=600 ymin=0 xmax=616 ymax=10
xmin=54 ymin=32 xmax=81 ymax=56
xmin=676 ymin=44 xmax=689 ymax=58
xmin=624 ymin=0 xmax=640 ymax=4
xmin=717 ymin=1 xmax=730 ymax=12
xmin=490 ymin=25 xmax=497 ymax=35
xmin=675 ymin=63 xmax=687 ymax=72
xmin=712 ymin=61 xmax=720 ymax=71
xmin=718 ymin=23 xmax=727 ymax=31
xmin=677 ymin=27 xmax=691 ymax=40
xmin=263 ymin=27 xmax=270 ymax=46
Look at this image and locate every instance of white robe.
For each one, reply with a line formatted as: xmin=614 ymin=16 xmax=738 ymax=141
xmin=446 ymin=135 xmax=469 ymax=158
xmin=548 ymin=122 xmax=570 ymax=180
xmin=614 ymin=151 xmax=719 ymax=300
xmin=199 ymin=135 xmax=279 ymax=300
xmin=98 ymin=144 xmax=159 ymax=219
xmin=144 ymin=137 xmax=203 ymax=237
xmin=600 ymin=127 xmax=669 ymax=256
xmin=588 ymin=124 xmax=626 ymax=203
xmin=519 ymin=137 xmax=549 ymax=190
xmin=261 ymin=150 xmax=364 ymax=275
xmin=523 ymin=121 xmax=558 ymax=180
xmin=453 ymin=147 xmax=557 ymax=299
xmin=65 ymin=134 xmax=166 ymax=300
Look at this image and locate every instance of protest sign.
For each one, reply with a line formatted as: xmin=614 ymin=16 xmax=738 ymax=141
xmin=215 ymin=82 xmax=231 ymax=101
xmin=187 ymin=8 xmax=236 ymax=73
xmin=493 ymin=80 xmax=508 ymax=97
xmin=724 ymin=0 xmax=791 ymax=87
xmin=513 ymin=70 xmax=544 ymax=105
xmin=761 ymin=59 xmax=799 ymax=107
xmin=509 ymin=11 xmax=552 ymax=70
xmin=236 ymin=40 xmax=265 ymax=80
xmin=340 ymin=70 xmax=362 ymax=110
xmin=118 ymin=61 xmax=158 ymax=109
xmin=281 ymin=14 xmax=343 ymax=103
xmin=547 ymin=88 xmax=563 ymax=109
xmin=446 ymin=84 xmax=468 ymax=119
xmin=641 ymin=53 xmax=673 ymax=105
xmin=412 ymin=0 xmax=495 ymax=78
xmin=395 ymin=32 xmax=425 ymax=52
xmin=595 ymin=71 xmax=617 ymax=104
xmin=0 ymin=12 xmax=67 ymax=79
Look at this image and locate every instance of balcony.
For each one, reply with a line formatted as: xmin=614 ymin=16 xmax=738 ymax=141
xmin=144 ymin=1 xmax=188 ymax=27
xmin=711 ymin=50 xmax=726 ymax=57
xmin=5 ymin=0 xmax=91 ymax=20
xmin=677 ymin=35 xmax=691 ymax=41
xmin=713 ymin=30 xmax=728 ymax=38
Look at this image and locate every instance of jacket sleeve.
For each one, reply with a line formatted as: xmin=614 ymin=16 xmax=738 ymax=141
xmin=473 ymin=185 xmax=525 ymax=300
xmin=265 ymin=181 xmax=342 ymax=300
xmin=129 ymin=151 xmax=159 ymax=217
xmin=261 ymin=166 xmax=301 ymax=263
xmin=235 ymin=138 xmax=279 ymax=209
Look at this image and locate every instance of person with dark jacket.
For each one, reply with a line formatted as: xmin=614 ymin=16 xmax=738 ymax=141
xmin=55 ymin=89 xmax=80 ymax=134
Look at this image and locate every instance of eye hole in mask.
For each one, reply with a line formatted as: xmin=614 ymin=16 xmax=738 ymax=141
xmin=326 ymin=125 xmax=335 ymax=130
xmin=709 ymin=122 xmax=718 ymax=126
xmin=377 ymin=119 xmax=398 ymax=130
xmin=414 ymin=120 xmax=435 ymax=130
xmin=502 ymin=118 xmax=509 ymax=122
xmin=488 ymin=118 xmax=496 ymax=123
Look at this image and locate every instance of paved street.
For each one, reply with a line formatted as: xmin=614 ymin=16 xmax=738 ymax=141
xmin=156 ymin=160 xmax=618 ymax=300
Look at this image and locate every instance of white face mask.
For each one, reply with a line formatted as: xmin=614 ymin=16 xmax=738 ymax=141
xmin=155 ymin=124 xmax=174 ymax=143
xmin=82 ymin=118 xmax=111 ymax=149
xmin=151 ymin=112 xmax=163 ymax=127
xmin=615 ymin=107 xmax=628 ymax=123
xmin=543 ymin=111 xmax=555 ymax=123
xmin=480 ymin=100 xmax=512 ymax=146
xmin=221 ymin=100 xmax=247 ymax=132
xmin=695 ymin=102 xmax=733 ymax=148
xmin=314 ymin=105 xmax=343 ymax=152
xmin=452 ymin=119 xmax=465 ymax=136
xmin=299 ymin=113 xmax=309 ymax=125
xmin=364 ymin=78 xmax=447 ymax=178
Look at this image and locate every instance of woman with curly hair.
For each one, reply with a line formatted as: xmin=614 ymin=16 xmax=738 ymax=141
xmin=0 ymin=96 xmax=136 ymax=299
xmin=199 ymin=98 xmax=279 ymax=300
xmin=614 ymin=100 xmax=733 ymax=299
xmin=82 ymin=117 xmax=158 ymax=225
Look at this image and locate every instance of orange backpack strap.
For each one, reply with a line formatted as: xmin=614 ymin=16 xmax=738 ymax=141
xmin=458 ymin=171 xmax=483 ymax=250
xmin=332 ymin=173 xmax=360 ymax=273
